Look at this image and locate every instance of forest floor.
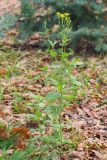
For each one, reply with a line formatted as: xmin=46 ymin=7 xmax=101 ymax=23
xmin=0 ymin=47 xmax=107 ymax=160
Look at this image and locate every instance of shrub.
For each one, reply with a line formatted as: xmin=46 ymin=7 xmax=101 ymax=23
xmin=43 ymin=0 xmax=107 ymax=53
xmin=2 ymin=0 xmax=106 ymax=53
xmin=0 ymin=14 xmax=17 ymax=38
xmin=18 ymin=0 xmax=46 ymax=39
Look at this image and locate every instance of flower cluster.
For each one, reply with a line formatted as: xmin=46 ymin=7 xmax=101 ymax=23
xmin=56 ymin=12 xmax=70 ymax=19
xmin=56 ymin=12 xmax=71 ymax=28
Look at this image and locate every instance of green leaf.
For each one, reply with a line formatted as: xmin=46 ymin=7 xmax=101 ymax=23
xmin=49 ymin=50 xmax=57 ymax=57
xmin=0 ymin=156 xmax=5 ymax=160
xmin=41 ymin=66 xmax=49 ymax=71
xmin=46 ymin=92 xmax=60 ymax=101
xmin=57 ymin=83 xmax=63 ymax=92
xmin=45 ymin=105 xmax=61 ymax=115
xmin=61 ymin=52 xmax=69 ymax=58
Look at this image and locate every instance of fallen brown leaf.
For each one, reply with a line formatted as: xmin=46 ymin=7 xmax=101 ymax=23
xmin=0 ymin=68 xmax=7 ymax=75
xmin=11 ymin=127 xmax=30 ymax=139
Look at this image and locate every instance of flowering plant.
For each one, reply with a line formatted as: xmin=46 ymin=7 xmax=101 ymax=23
xmin=56 ymin=12 xmax=71 ymax=29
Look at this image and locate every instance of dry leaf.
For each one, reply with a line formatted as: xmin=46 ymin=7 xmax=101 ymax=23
xmin=0 ymin=128 xmax=9 ymax=139
xmin=60 ymin=154 xmax=68 ymax=160
xmin=7 ymin=29 xmax=17 ymax=36
xmin=0 ymin=68 xmax=7 ymax=75
xmin=7 ymin=149 xmax=14 ymax=155
xmin=30 ymin=70 xmax=42 ymax=76
xmin=0 ymin=111 xmax=5 ymax=118
xmin=72 ymin=69 xmax=79 ymax=75
xmin=15 ymin=137 xmax=27 ymax=150
xmin=30 ymin=33 xmax=40 ymax=41
xmin=11 ymin=127 xmax=30 ymax=139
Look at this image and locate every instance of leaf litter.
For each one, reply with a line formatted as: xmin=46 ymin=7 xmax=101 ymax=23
xmin=0 ymin=49 xmax=107 ymax=159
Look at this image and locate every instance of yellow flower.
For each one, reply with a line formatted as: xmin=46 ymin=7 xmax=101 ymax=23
xmin=56 ymin=12 xmax=60 ymax=16
xmin=64 ymin=13 xmax=70 ymax=17
xmin=57 ymin=12 xmax=64 ymax=19
xmin=57 ymin=12 xmax=70 ymax=19
xmin=56 ymin=12 xmax=71 ymax=28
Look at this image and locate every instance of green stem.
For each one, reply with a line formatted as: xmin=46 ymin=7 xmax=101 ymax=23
xmin=59 ymin=68 xmax=63 ymax=155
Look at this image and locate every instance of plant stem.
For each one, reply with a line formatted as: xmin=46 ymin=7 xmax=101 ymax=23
xmin=59 ymin=60 xmax=64 ymax=155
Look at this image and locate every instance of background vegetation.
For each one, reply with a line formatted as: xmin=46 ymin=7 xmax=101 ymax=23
xmin=0 ymin=0 xmax=107 ymax=53
xmin=18 ymin=0 xmax=107 ymax=53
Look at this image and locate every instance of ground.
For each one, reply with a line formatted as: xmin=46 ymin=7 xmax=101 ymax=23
xmin=0 ymin=0 xmax=20 ymax=16
xmin=0 ymin=47 xmax=107 ymax=160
